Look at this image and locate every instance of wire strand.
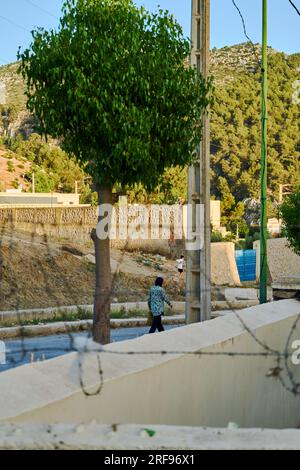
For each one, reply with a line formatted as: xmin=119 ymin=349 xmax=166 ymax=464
xmin=23 ymin=0 xmax=59 ymax=20
xmin=288 ymin=0 xmax=300 ymax=16
xmin=0 ymin=14 xmax=31 ymax=33
xmin=231 ymin=0 xmax=262 ymax=68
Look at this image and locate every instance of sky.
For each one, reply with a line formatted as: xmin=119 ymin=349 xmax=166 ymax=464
xmin=0 ymin=0 xmax=299 ymax=66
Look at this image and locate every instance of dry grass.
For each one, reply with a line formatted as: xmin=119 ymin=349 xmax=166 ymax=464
xmin=0 ymin=230 xmax=185 ymax=311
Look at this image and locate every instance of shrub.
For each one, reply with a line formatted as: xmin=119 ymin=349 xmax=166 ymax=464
xmin=7 ymin=160 xmax=15 ymax=172
xmin=279 ymin=188 xmax=300 ymax=255
xmin=211 ymin=231 xmax=223 ymax=243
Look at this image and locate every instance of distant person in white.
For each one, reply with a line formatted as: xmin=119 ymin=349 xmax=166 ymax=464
xmin=177 ymin=255 xmax=184 ymax=276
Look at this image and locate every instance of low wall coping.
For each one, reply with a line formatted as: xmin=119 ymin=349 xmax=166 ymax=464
xmin=0 ymin=299 xmax=299 ymax=423
xmin=0 ymin=423 xmax=300 ymax=450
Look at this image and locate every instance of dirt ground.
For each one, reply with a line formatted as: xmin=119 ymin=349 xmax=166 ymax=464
xmin=0 ymin=228 xmax=185 ymax=311
xmin=0 ymin=150 xmax=31 ymax=191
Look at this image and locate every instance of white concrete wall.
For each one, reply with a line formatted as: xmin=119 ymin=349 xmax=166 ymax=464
xmin=210 ymin=200 xmax=221 ymax=230
xmin=254 ymin=238 xmax=300 ymax=282
xmin=0 ymin=192 xmax=80 ymax=205
xmin=0 ymin=300 xmax=300 ymax=428
xmin=211 ymin=242 xmax=241 ymax=285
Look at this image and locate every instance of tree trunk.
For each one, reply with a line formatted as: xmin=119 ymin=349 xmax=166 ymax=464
xmin=92 ymin=185 xmax=112 ymax=344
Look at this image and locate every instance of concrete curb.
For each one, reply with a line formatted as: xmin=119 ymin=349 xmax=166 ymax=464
xmin=0 ymin=315 xmax=186 ymax=340
xmin=0 ymin=300 xmax=258 ymax=325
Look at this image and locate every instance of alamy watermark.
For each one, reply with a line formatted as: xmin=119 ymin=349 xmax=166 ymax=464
xmin=0 ymin=341 xmax=6 ymax=365
xmin=291 ymin=340 xmax=300 ymax=366
xmin=95 ymin=203 xmax=205 ymax=251
xmin=0 ymin=81 xmax=6 ymax=105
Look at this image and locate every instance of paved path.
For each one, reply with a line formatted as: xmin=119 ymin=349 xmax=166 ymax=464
xmin=0 ymin=324 xmax=180 ymax=373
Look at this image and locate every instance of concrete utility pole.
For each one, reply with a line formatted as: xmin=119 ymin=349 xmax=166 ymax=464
xmin=186 ymin=0 xmax=211 ymax=323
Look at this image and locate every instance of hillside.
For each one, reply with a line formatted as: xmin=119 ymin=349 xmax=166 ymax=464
xmin=0 ymin=42 xmax=299 ymax=224
xmin=209 ymin=43 xmax=279 ymax=82
xmin=0 ymin=149 xmax=31 ymax=191
xmin=0 ymin=62 xmax=26 ymax=110
xmin=0 ymin=229 xmax=185 ymax=311
xmin=210 ymin=45 xmax=300 ymax=225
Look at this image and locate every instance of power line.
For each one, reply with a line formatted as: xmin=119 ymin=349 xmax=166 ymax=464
xmin=23 ymin=0 xmax=59 ymax=20
xmin=288 ymin=0 xmax=300 ymax=16
xmin=0 ymin=218 xmax=300 ymax=397
xmin=231 ymin=0 xmax=261 ymax=68
xmin=0 ymin=14 xmax=31 ymax=33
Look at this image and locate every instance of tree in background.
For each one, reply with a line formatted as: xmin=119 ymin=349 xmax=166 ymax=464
xmin=19 ymin=0 xmax=212 ymax=343
xmin=9 ymin=133 xmax=85 ymax=193
xmin=0 ymin=105 xmax=19 ymax=136
xmin=125 ymin=166 xmax=188 ymax=205
xmin=210 ymin=51 xmax=300 ymax=224
xmin=279 ymin=188 xmax=300 ymax=256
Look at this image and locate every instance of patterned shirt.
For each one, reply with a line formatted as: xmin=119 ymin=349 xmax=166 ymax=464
xmin=148 ymin=286 xmax=171 ymax=316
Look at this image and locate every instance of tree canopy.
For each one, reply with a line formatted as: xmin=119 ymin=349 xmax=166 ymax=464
xmin=19 ymin=0 xmax=212 ymax=192
xmin=280 ymin=188 xmax=300 ymax=255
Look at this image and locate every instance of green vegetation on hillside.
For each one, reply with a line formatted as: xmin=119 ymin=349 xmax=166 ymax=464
xmin=3 ymin=133 xmax=87 ymax=194
xmin=280 ymin=187 xmax=300 ymax=255
xmin=211 ymin=50 xmax=300 ymax=225
xmin=0 ymin=43 xmax=299 ymax=229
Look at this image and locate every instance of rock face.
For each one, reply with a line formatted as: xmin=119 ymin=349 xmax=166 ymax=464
xmin=210 ymin=42 xmax=277 ymax=84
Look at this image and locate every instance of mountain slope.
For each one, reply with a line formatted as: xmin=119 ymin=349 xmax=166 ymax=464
xmin=0 ymin=42 xmax=299 ymax=222
xmin=210 ymin=45 xmax=300 ymax=223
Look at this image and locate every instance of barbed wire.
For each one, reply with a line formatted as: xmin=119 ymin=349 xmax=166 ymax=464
xmin=0 ymin=1 xmax=299 ymax=410
xmin=0 ymin=218 xmax=299 ymax=400
xmin=0 ymin=216 xmax=132 ymax=364
xmin=230 ymin=0 xmax=262 ymax=70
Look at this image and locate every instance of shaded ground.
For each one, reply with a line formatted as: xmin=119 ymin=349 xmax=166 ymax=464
xmin=0 ymin=324 xmax=181 ymax=373
xmin=0 ymin=229 xmax=185 ymax=311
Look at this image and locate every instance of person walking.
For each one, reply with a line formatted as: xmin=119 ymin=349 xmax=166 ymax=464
xmin=176 ymin=255 xmax=184 ymax=276
xmin=148 ymin=277 xmax=172 ymax=333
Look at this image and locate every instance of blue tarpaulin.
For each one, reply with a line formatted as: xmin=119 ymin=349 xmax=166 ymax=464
xmin=235 ymin=250 xmax=256 ymax=282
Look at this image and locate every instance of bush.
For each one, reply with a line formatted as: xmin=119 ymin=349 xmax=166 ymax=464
xmin=235 ymin=240 xmax=246 ymax=250
xmin=7 ymin=160 xmax=15 ymax=172
xmin=12 ymin=178 xmax=20 ymax=189
xmin=245 ymin=230 xmax=272 ymax=249
xmin=279 ymin=188 xmax=300 ymax=255
xmin=223 ymin=232 xmax=236 ymax=242
xmin=211 ymin=231 xmax=223 ymax=243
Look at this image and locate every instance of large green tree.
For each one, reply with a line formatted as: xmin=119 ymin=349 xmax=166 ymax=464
xmin=280 ymin=188 xmax=300 ymax=256
xmin=19 ymin=0 xmax=212 ymax=343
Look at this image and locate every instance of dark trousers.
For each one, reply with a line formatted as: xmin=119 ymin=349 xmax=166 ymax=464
xmin=149 ymin=314 xmax=164 ymax=333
